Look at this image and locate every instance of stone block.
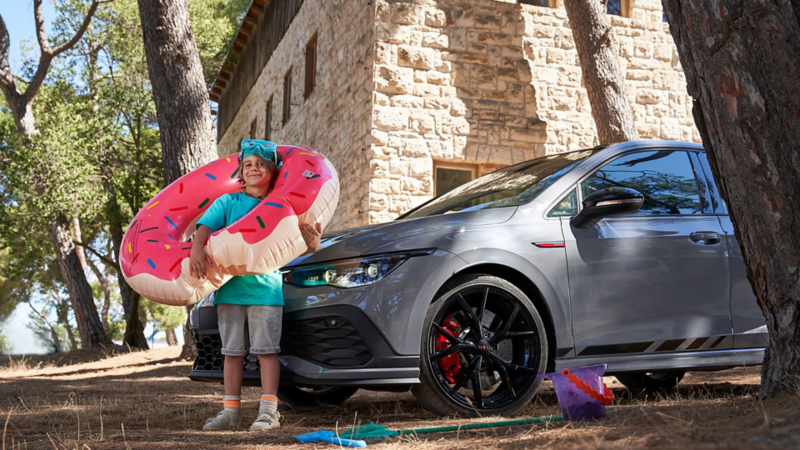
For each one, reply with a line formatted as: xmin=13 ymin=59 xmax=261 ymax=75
xmin=371 ymin=130 xmax=389 ymax=145
xmin=439 ymin=86 xmax=458 ymax=98
xmin=427 ymin=71 xmax=450 ymax=86
xmin=371 ymin=178 xmax=401 ymax=194
xmin=410 ymin=111 xmax=436 ymax=133
xmin=398 ymin=46 xmax=438 ymax=70
xmin=390 ymin=95 xmax=424 ymax=108
xmin=425 ymin=8 xmax=448 ymax=27
xmin=369 ymin=193 xmax=388 ymax=211
xmin=376 ymin=42 xmax=394 ymax=65
xmin=391 ymin=3 xmax=426 ymax=26
xmin=413 ymin=70 xmax=427 ymax=83
xmin=389 ymin=160 xmax=409 ymax=176
xmin=402 ymin=139 xmax=430 ymax=157
xmin=450 ymin=99 xmax=467 ymax=117
xmin=414 ymin=83 xmax=439 ymax=97
xmin=377 ymin=22 xmax=410 ymax=45
xmin=510 ymin=126 xmax=547 ymax=143
xmin=471 ymin=66 xmax=497 ymax=90
xmin=422 ymin=33 xmax=449 ymax=50
xmin=409 ymin=158 xmax=433 ymax=177
xmin=371 ymin=159 xmax=390 ymax=177
xmin=636 ymin=89 xmax=665 ymax=105
xmin=375 ymin=65 xmax=414 ymax=94
xmin=424 ymin=97 xmax=450 ymax=110
xmin=373 ymin=107 xmax=408 ymax=131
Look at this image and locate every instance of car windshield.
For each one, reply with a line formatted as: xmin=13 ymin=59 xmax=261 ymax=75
xmin=401 ymin=147 xmax=605 ymax=220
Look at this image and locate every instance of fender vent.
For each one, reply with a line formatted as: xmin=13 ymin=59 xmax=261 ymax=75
xmin=281 ymin=316 xmax=372 ymax=367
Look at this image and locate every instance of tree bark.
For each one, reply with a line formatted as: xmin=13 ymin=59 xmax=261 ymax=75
xmin=165 ymin=328 xmax=178 ymax=346
xmin=138 ymin=0 xmax=217 ymax=360
xmin=108 ymin=195 xmax=149 ymax=349
xmin=137 ymin=0 xmax=217 ymax=183
xmin=85 ymin=251 xmax=112 ymax=335
xmin=662 ymin=0 xmax=800 ymax=397
xmin=563 ymin=0 xmax=639 ymax=144
xmin=52 ymin=290 xmax=78 ymax=351
xmin=48 ymin=213 xmax=108 ymax=347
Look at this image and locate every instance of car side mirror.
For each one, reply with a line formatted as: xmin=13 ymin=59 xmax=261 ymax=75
xmin=570 ymin=187 xmax=644 ymax=229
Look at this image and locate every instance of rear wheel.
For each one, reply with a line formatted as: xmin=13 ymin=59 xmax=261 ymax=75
xmin=412 ymin=274 xmax=548 ymax=417
xmin=615 ymin=371 xmax=685 ymax=390
xmin=277 ymin=386 xmax=358 ymax=406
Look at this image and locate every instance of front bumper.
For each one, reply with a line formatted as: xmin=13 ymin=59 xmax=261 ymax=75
xmin=188 ymin=303 xmax=420 ymax=386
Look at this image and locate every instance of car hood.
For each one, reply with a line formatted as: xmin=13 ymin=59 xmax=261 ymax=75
xmin=284 ymin=207 xmax=517 ymax=267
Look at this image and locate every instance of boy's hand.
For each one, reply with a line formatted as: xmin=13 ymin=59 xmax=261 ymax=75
xmin=300 ymin=222 xmax=323 ymax=253
xmin=189 ymin=247 xmax=214 ymax=280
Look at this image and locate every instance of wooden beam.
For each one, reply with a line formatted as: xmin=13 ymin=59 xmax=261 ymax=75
xmin=244 ymin=15 xmax=258 ymax=27
xmin=216 ymin=79 xmax=227 ymax=89
xmin=211 ymin=86 xmax=223 ymax=95
xmin=237 ymin=29 xmax=251 ymax=40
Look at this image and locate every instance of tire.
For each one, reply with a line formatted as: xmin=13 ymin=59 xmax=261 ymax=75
xmin=412 ymin=274 xmax=549 ymax=417
xmin=615 ymin=371 xmax=685 ymax=390
xmin=277 ymin=386 xmax=359 ymax=406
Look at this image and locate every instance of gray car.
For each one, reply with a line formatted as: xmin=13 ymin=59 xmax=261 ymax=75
xmin=189 ymin=140 xmax=767 ymax=417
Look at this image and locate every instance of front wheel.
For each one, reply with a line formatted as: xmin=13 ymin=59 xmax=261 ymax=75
xmin=412 ymin=274 xmax=549 ymax=417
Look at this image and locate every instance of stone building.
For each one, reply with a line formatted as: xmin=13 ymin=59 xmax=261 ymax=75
xmin=210 ymin=0 xmax=699 ymax=232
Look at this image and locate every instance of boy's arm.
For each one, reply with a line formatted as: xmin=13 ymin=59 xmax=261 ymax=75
xmin=189 ymin=225 xmax=214 ymax=279
xmin=300 ymin=222 xmax=322 ymax=255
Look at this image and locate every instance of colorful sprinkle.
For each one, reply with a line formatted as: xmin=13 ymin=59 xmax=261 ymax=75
xmin=226 ymin=157 xmax=231 ymax=163
xmin=169 ymin=259 xmax=182 ymax=272
xmin=165 ymin=216 xmax=178 ymax=229
xmin=147 ymin=239 xmax=158 ymax=243
xmin=167 ymin=234 xmax=176 ymax=241
xmin=286 ymin=148 xmax=295 ymax=156
xmin=290 ymin=192 xmax=306 ymax=198
xmin=131 ymin=253 xmax=140 ymax=265
xmin=147 ymin=259 xmax=156 ymax=269
xmin=283 ymin=171 xmax=288 ymax=179
xmin=128 ymin=243 xmax=132 ymax=253
xmin=164 ymin=244 xmax=171 ymax=250
xmin=199 ymin=198 xmax=210 ymax=208
xmin=238 ymin=228 xmax=256 ymax=233
xmin=264 ymin=202 xmax=283 ymax=208
xmin=139 ymin=227 xmax=158 ymax=233
xmin=256 ymin=216 xmax=265 ymax=228
xmin=169 ymin=206 xmax=188 ymax=211
xmin=146 ymin=201 xmax=159 ymax=210
xmin=205 ymin=173 xmax=217 ymax=180
xmin=182 ymin=246 xmax=192 ymax=251
xmin=179 ymin=183 xmax=184 ymax=193
xmin=299 ymin=152 xmax=315 ymax=156
xmin=231 ymin=167 xmax=239 ymax=178
xmin=306 ymin=174 xmax=320 ymax=179
xmin=305 ymin=160 xmax=315 ymax=166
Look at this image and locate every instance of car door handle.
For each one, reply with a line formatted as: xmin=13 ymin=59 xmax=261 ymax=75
xmin=690 ymin=231 xmax=722 ymax=245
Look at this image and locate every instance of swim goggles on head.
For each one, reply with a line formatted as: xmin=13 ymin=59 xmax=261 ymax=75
xmin=239 ymin=139 xmax=282 ymax=168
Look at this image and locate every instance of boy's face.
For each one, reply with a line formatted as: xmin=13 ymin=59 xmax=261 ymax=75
xmin=242 ymin=155 xmax=273 ymax=188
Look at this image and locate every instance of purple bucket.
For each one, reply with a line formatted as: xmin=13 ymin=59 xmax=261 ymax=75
xmin=537 ymin=364 xmax=614 ymax=421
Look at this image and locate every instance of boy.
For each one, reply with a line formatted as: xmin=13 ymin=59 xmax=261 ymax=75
xmin=189 ymin=139 xmax=322 ymax=431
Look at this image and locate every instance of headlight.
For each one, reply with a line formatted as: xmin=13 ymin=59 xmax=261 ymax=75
xmin=285 ymin=249 xmax=434 ymax=288
xmin=196 ymin=293 xmax=215 ymax=308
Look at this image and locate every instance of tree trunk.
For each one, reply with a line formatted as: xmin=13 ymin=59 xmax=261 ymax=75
xmin=108 ymin=195 xmax=149 ymax=349
xmin=662 ymin=0 xmax=800 ymax=397
xmin=48 ymin=213 xmax=108 ymax=347
xmin=137 ymin=0 xmax=217 ymax=183
xmin=563 ymin=0 xmax=639 ymax=144
xmin=138 ymin=0 xmax=217 ymax=360
xmin=85 ymin=252 xmax=112 ymax=335
xmin=165 ymin=328 xmax=178 ymax=346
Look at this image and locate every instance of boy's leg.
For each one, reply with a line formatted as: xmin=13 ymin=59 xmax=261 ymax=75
xmin=247 ymin=305 xmax=283 ymax=431
xmin=203 ymin=304 xmax=248 ymax=431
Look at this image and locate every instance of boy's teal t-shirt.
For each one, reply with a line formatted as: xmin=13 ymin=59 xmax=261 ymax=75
xmin=196 ymin=193 xmax=283 ymax=306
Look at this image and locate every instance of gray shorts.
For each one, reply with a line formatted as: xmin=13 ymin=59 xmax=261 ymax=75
xmin=217 ymin=304 xmax=283 ymax=355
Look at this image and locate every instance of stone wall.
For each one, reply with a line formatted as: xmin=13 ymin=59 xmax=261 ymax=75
xmin=522 ymin=0 xmax=700 ymax=153
xmin=216 ymin=0 xmax=376 ymax=231
xmin=367 ymin=0 xmax=699 ymax=223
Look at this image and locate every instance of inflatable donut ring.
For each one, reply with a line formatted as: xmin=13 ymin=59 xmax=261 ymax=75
xmin=119 ymin=145 xmax=339 ymax=306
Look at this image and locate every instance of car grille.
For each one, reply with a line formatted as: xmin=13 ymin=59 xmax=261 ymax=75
xmin=281 ymin=316 xmax=372 ymax=367
xmin=192 ymin=316 xmax=372 ymax=371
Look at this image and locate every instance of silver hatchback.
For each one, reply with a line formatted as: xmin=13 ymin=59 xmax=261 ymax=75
xmin=189 ymin=140 xmax=767 ymax=416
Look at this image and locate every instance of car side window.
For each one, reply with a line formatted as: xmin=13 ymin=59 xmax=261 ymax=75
xmin=581 ymin=150 xmax=703 ymax=215
xmin=547 ymin=188 xmax=578 ymax=217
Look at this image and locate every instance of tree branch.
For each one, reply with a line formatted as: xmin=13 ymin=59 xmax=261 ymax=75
xmin=25 ymin=0 xmax=102 ymax=101
xmin=75 ymin=240 xmax=120 ymax=272
xmin=0 ymin=15 xmax=20 ymax=99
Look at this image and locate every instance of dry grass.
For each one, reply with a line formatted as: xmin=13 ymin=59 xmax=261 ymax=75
xmin=1 ymin=347 xmax=799 ymax=449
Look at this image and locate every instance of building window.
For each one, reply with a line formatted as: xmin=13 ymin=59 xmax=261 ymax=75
xmin=250 ymin=118 xmax=257 ymax=139
xmin=435 ymin=163 xmax=477 ymax=197
xmin=607 ymin=0 xmax=631 ymax=17
xmin=304 ymin=33 xmax=317 ymax=100
xmin=283 ymin=69 xmax=292 ymax=125
xmin=264 ymin=96 xmax=273 ymax=141
xmin=519 ymin=0 xmax=555 ymax=7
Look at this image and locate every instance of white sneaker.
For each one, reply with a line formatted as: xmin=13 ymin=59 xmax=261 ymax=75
xmin=250 ymin=410 xmax=281 ymax=431
xmin=202 ymin=409 xmax=241 ymax=431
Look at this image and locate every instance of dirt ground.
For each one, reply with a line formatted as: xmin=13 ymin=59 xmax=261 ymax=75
xmin=1 ymin=346 xmax=798 ymax=449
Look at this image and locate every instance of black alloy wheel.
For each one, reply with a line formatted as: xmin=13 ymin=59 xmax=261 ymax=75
xmin=412 ymin=274 xmax=549 ymax=417
xmin=277 ymin=386 xmax=359 ymax=406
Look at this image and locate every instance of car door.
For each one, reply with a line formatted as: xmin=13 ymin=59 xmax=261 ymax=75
xmin=694 ymin=152 xmax=768 ymax=350
xmin=561 ymin=149 xmax=733 ymax=357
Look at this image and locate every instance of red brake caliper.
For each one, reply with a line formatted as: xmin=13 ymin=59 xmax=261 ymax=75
xmin=435 ymin=314 xmax=463 ymax=383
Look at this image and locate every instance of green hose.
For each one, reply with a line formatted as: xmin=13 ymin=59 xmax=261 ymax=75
xmin=341 ymin=415 xmax=565 ymax=440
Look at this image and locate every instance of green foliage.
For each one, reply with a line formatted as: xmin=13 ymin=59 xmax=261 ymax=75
xmin=188 ymin=0 xmax=251 ymax=87
xmin=0 ymin=329 xmax=10 ymax=354
xmin=143 ymin=299 xmax=185 ymax=334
